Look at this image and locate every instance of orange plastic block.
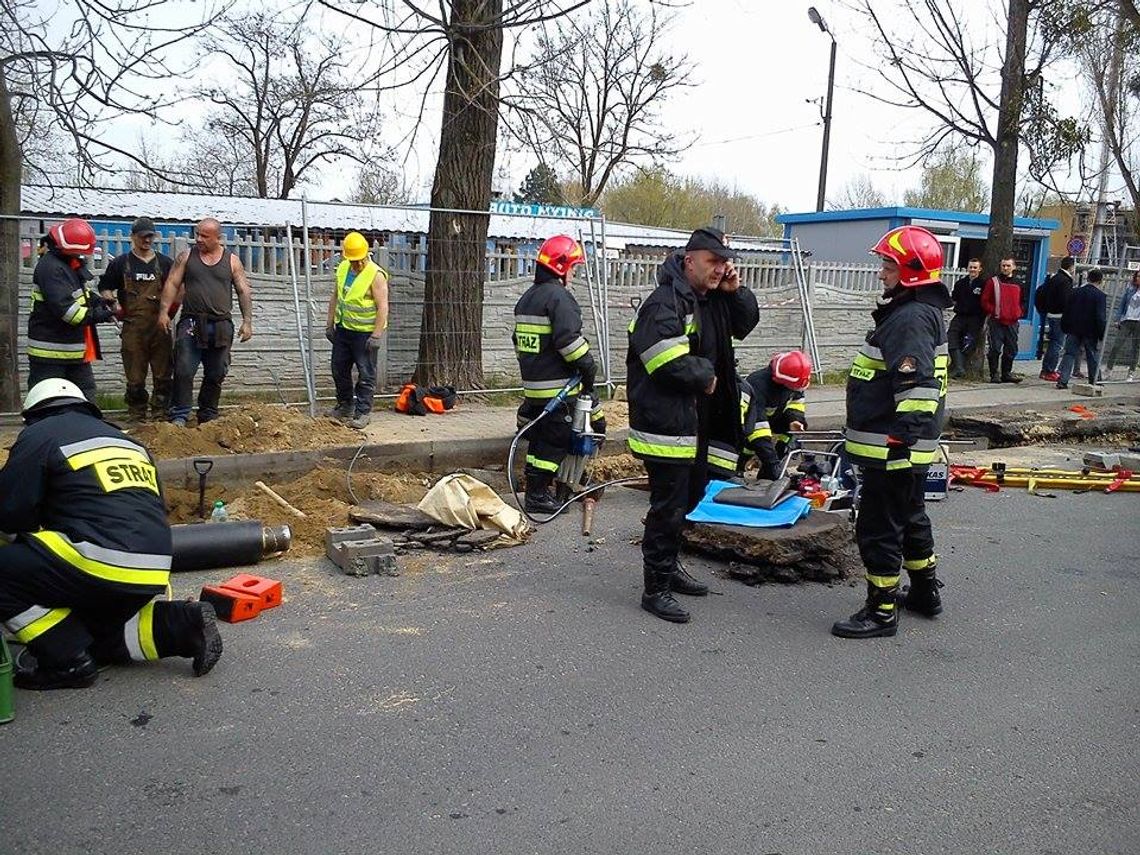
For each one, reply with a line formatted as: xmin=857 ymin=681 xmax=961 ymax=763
xmin=220 ymin=573 xmax=282 ymax=610
xmin=199 ymin=585 xmax=261 ymax=623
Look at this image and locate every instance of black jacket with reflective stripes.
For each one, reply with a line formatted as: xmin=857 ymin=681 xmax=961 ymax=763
xmin=0 ymin=409 xmax=172 ymax=592
xmin=28 ymin=249 xmax=113 ymax=363
xmin=742 ymin=366 xmax=807 ymax=476
xmin=844 ymin=285 xmax=952 ymax=471
xmin=626 ymin=253 xmax=759 ymax=464
xmin=513 ymin=275 xmax=596 ymax=400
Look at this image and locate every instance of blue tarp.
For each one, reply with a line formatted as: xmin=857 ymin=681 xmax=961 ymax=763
xmin=685 ymin=480 xmax=812 ymax=528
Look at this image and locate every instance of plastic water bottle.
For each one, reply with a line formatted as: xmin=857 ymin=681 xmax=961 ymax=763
xmin=209 ymin=500 xmax=228 ymax=523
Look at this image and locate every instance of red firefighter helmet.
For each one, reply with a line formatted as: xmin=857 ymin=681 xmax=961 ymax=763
xmin=49 ymin=218 xmax=97 ymax=257
xmin=869 ymin=225 xmax=943 ymax=287
xmin=770 ymin=350 xmax=813 ymax=391
xmin=536 ymin=235 xmax=585 ymax=278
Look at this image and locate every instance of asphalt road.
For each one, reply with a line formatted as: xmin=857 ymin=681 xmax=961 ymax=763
xmin=2 ymin=484 xmax=1137 ymax=855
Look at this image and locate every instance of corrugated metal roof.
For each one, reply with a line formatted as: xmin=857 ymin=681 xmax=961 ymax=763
xmin=20 ymin=185 xmax=783 ymax=251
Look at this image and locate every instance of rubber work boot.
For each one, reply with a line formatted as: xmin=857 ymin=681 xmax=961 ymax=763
xmin=190 ymin=601 xmax=224 ymax=677
xmin=349 ymin=414 xmax=371 ymax=430
xmin=524 ymin=473 xmax=560 ymax=516
xmin=902 ymin=569 xmax=944 ymax=617
xmin=831 ymin=584 xmax=899 ymax=639
xmin=14 ymin=650 xmax=99 ymax=690
xmin=641 ymin=569 xmax=690 ymax=624
xmin=524 ymin=489 xmax=561 ymax=515
xmin=949 ymin=349 xmax=966 ymax=379
xmin=670 ymin=560 xmax=709 ymax=597
xmin=325 ymin=404 xmax=352 ymax=422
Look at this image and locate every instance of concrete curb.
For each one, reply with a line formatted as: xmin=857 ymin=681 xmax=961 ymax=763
xmin=156 ymin=390 xmax=1140 ymax=488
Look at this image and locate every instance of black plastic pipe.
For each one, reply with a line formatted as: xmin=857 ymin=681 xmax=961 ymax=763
xmin=170 ymin=521 xmax=292 ymax=572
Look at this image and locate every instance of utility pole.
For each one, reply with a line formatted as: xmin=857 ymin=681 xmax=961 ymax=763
xmin=809 ymin=7 xmax=837 ymax=212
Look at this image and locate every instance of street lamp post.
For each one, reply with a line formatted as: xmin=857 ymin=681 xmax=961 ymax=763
xmin=808 ymin=7 xmax=836 ymax=212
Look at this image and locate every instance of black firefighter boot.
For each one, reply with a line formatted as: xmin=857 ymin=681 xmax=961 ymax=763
xmin=14 ymin=649 xmax=99 ymax=690
xmin=902 ymin=568 xmax=944 ymax=617
xmin=670 ymin=559 xmax=709 ymax=596
xmin=831 ymin=582 xmax=899 ymax=639
xmin=949 ymin=349 xmax=966 ymax=379
xmin=524 ymin=473 xmax=561 ymax=516
xmin=641 ymin=568 xmax=690 ymax=624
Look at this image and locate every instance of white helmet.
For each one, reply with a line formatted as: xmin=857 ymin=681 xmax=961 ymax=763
xmin=22 ymin=379 xmax=99 ymax=419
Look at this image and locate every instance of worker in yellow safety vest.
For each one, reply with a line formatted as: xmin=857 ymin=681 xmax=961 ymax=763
xmin=325 ymin=231 xmax=390 ymax=429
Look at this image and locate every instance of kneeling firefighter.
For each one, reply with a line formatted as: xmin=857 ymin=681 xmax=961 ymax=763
xmin=832 ymin=225 xmax=951 ymax=639
xmin=741 ymin=350 xmax=812 ymax=479
xmin=0 ymin=379 xmax=223 ymax=689
xmin=513 ymin=235 xmax=603 ymax=514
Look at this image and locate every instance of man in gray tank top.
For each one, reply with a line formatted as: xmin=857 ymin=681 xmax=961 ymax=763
xmin=158 ymin=218 xmax=254 ymax=425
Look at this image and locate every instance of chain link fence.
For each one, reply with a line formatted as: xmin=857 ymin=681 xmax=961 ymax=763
xmin=9 ymin=201 xmax=987 ymax=416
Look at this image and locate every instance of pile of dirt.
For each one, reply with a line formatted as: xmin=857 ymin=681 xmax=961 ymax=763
xmin=166 ymin=465 xmax=435 ymax=555
xmin=590 ymin=452 xmax=644 ymax=480
xmin=129 ymin=403 xmax=361 ymax=459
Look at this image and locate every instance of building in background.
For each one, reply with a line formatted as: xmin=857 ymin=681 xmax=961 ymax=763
xmin=777 ymin=206 xmax=1059 ymax=359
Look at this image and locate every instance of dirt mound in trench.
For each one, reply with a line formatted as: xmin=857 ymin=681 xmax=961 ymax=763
xmin=129 ymin=403 xmax=361 ymax=458
xmin=166 ymin=466 xmax=434 ymax=555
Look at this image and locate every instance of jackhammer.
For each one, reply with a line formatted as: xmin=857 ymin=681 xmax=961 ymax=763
xmin=507 ymin=376 xmax=640 ymax=528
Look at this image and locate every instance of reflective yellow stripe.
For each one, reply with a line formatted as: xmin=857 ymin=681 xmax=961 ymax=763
xmin=522 ymin=381 xmax=580 ymax=399
xmin=846 ymin=440 xmax=888 ymax=460
xmin=525 ymin=454 xmax=560 ymax=473
xmin=786 ymin=401 xmax=806 ymax=412
xmin=515 ymin=323 xmax=553 ymax=334
xmin=138 ymin=601 xmax=160 ymax=660
xmin=12 ymin=607 xmax=70 ymax=643
xmin=66 ymin=446 xmax=152 ymax=471
xmin=27 ymin=345 xmax=87 ymax=360
xmin=909 ymin=449 xmax=938 ymax=465
xmin=903 ymin=556 xmax=936 ymax=571
xmin=748 ymin=427 xmax=772 ymax=441
xmin=896 ymin=399 xmax=940 ymax=414
xmin=564 ymin=340 xmax=590 ymax=361
xmin=865 ymin=574 xmax=900 ymax=589
xmin=628 ymin=430 xmax=697 ymax=460
xmin=852 ymin=353 xmax=887 ymax=371
xmin=886 ymin=458 xmax=912 ymax=470
xmin=31 ymin=531 xmax=171 ymax=587
xmin=645 ymin=343 xmax=689 ymax=374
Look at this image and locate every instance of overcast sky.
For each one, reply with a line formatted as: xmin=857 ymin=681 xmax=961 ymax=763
xmin=125 ymin=0 xmax=1097 ymax=215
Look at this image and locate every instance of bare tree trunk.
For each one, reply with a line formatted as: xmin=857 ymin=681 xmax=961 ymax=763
xmin=969 ymin=0 xmax=1029 ymax=379
xmin=0 ymin=72 xmax=23 ymax=410
xmin=413 ymin=1 xmax=503 ymax=389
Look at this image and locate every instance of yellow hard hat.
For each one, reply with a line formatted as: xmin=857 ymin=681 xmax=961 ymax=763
xmin=343 ymin=231 xmax=369 ymax=261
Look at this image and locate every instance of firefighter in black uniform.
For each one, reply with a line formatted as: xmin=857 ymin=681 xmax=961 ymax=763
xmin=832 ymin=225 xmax=951 ymax=639
xmin=741 ymin=350 xmax=812 ymax=479
xmin=27 ymin=218 xmax=117 ymax=402
xmin=627 ymin=226 xmax=759 ymax=623
xmin=513 ymin=235 xmax=602 ymax=514
xmin=0 ymin=379 xmax=223 ymax=690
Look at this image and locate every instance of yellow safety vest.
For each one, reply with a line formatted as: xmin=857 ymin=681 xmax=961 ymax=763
xmin=335 ymin=260 xmax=387 ymax=332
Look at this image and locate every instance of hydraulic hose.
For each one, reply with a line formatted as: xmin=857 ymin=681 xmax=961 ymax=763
xmin=506 ymin=376 xmax=643 ymax=525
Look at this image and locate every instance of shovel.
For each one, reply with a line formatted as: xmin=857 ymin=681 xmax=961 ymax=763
xmin=193 ymin=458 xmax=214 ymax=519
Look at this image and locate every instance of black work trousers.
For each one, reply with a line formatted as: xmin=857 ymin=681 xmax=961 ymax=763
xmin=331 ymin=327 xmax=378 ymax=417
xmin=642 ymin=460 xmax=707 ymax=575
xmin=855 ymin=468 xmax=934 ymax=582
xmin=986 ymin=318 xmax=1019 ymax=379
xmin=518 ymin=398 xmax=573 ymax=484
xmin=0 ymin=542 xmax=192 ymax=667
xmin=27 ymin=358 xmax=97 ymax=404
xmin=947 ymin=313 xmax=983 ymax=370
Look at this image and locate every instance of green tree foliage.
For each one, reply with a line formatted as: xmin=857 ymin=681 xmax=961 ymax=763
xmin=514 ymin=164 xmax=565 ymax=205
xmin=903 ymin=147 xmax=989 ymax=212
xmin=601 ymin=169 xmax=782 ymax=236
